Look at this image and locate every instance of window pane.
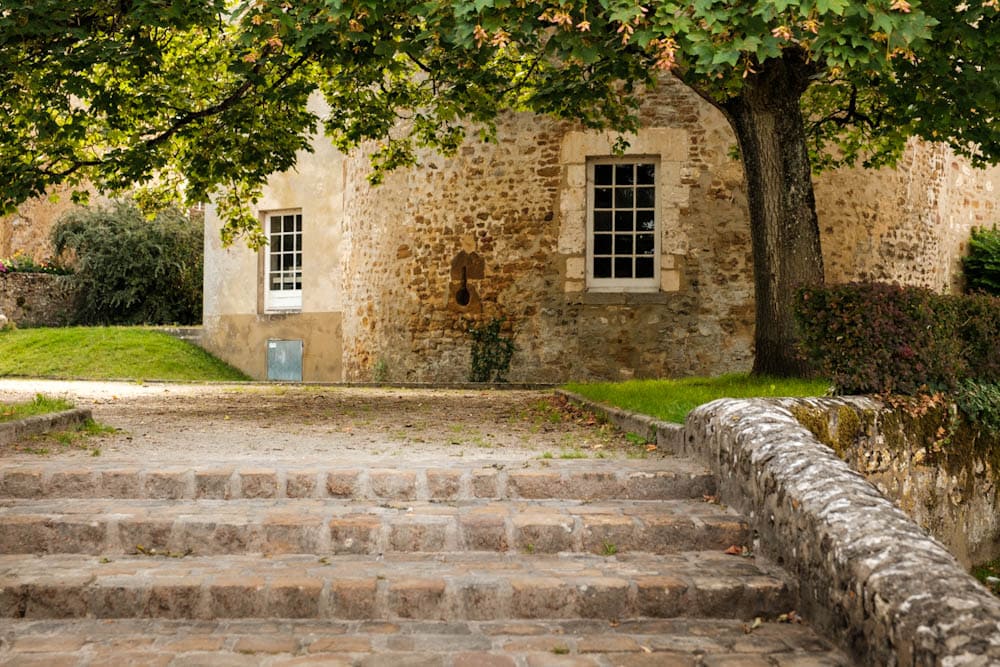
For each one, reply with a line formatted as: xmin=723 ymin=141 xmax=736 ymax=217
xmin=614 ymin=257 xmax=633 ymax=278
xmin=294 ymin=233 xmax=301 ymax=252
xmin=614 ymin=211 xmax=633 ymax=232
xmin=637 ymin=210 xmax=655 ymax=232
xmin=594 ymin=188 xmax=613 ymax=209
xmin=283 ymin=215 xmax=295 ymax=233
xmin=636 ymin=187 xmax=656 ymax=208
xmin=614 ymin=187 xmax=633 ymax=208
xmin=282 ymin=253 xmax=294 ymax=270
xmin=637 ymin=163 xmax=655 ymax=185
xmin=614 ymin=163 xmax=634 ymax=185
xmin=294 ymin=253 xmax=302 ymax=268
xmin=593 ymin=257 xmax=612 ymax=278
xmin=594 ymin=164 xmax=613 ymax=185
xmin=614 ymin=234 xmax=633 ymax=255
xmin=635 ymin=257 xmax=655 ymax=278
xmin=270 ymin=217 xmax=281 ymax=234
xmin=270 ymin=255 xmax=281 ymax=272
xmin=594 ymin=234 xmax=613 ymax=255
xmin=270 ymin=275 xmax=282 ymax=290
xmin=636 ymin=234 xmax=655 ymax=255
xmin=295 ymin=215 xmax=302 ymax=232
xmin=594 ymin=211 xmax=612 ymax=232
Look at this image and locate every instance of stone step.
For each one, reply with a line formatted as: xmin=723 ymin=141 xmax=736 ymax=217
xmin=0 ymin=498 xmax=747 ymax=557
xmin=0 ymin=459 xmax=715 ymax=502
xmin=0 ymin=617 xmax=852 ymax=666
xmin=0 ymin=552 xmax=794 ymax=622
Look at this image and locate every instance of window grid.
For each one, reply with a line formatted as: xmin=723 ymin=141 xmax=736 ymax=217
xmin=264 ymin=210 xmax=302 ymax=312
xmin=589 ymin=161 xmax=657 ymax=288
xmin=268 ymin=213 xmax=302 ymax=293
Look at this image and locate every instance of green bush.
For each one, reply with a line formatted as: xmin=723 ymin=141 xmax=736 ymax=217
xmin=52 ymin=201 xmax=203 ymax=325
xmin=468 ymin=317 xmax=516 ymax=383
xmin=963 ymin=226 xmax=1000 ymax=296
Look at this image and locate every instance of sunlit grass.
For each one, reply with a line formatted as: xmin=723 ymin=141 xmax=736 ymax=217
xmin=0 ymin=394 xmax=74 ymax=422
xmin=563 ymin=373 xmax=830 ymax=424
xmin=0 ymin=327 xmax=248 ymax=381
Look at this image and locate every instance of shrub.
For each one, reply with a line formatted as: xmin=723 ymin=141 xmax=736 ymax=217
xmin=468 ymin=317 xmax=516 ymax=383
xmin=954 ymin=292 xmax=1000 ymax=384
xmin=963 ymin=226 xmax=1000 ymax=296
xmin=52 ymin=201 xmax=203 ymax=325
xmin=795 ymin=283 xmax=964 ymax=395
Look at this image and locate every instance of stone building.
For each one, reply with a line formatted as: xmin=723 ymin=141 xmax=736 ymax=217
xmin=201 ymin=76 xmax=1000 ymax=383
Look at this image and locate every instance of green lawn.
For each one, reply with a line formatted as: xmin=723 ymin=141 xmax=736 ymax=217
xmin=0 ymin=327 xmax=249 ymax=382
xmin=563 ymin=373 xmax=830 ymax=424
xmin=0 ymin=394 xmax=75 ymax=422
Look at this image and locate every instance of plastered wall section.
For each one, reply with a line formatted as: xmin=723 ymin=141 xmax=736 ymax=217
xmin=201 ymin=131 xmax=348 ymax=381
xmin=339 ymin=76 xmax=756 ymax=383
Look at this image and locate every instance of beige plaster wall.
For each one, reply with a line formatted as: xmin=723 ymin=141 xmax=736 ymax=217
xmin=202 ymin=111 xmax=349 ymax=380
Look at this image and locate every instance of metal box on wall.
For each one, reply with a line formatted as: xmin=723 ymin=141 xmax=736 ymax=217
xmin=266 ymin=339 xmax=303 ymax=381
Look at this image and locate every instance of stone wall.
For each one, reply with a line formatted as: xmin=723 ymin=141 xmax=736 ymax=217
xmin=339 ymin=76 xmax=756 ymax=383
xmin=0 ymin=273 xmax=77 ymax=328
xmin=684 ymin=398 xmax=1000 ymax=667
xmin=203 ymin=73 xmax=1000 ymax=383
xmin=0 ymin=185 xmax=102 ymax=262
xmin=782 ymin=396 xmax=1000 ymax=569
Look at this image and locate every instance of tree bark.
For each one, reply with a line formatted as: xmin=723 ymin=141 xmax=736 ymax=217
xmin=720 ymin=50 xmax=825 ymax=377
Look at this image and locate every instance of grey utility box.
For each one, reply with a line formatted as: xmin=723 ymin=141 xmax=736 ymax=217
xmin=266 ymin=339 xmax=303 ymax=382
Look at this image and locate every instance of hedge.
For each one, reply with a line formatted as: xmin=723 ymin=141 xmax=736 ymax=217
xmin=795 ymin=283 xmax=1000 ymax=395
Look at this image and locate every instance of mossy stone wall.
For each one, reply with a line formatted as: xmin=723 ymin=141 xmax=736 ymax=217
xmin=783 ymin=396 xmax=999 ymax=569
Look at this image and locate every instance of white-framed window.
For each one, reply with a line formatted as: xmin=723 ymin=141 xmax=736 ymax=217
xmin=264 ymin=210 xmax=302 ymax=312
xmin=586 ymin=159 xmax=659 ymax=291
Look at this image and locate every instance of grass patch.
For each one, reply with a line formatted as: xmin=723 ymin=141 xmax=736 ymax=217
xmin=973 ymin=559 xmax=1000 ymax=596
xmin=0 ymin=394 xmax=74 ymax=422
xmin=564 ymin=373 xmax=829 ymax=424
xmin=0 ymin=327 xmax=248 ymax=382
xmin=19 ymin=418 xmax=118 ymax=457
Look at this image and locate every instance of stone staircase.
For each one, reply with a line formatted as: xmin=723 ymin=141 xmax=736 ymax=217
xmin=0 ymin=458 xmax=851 ymax=665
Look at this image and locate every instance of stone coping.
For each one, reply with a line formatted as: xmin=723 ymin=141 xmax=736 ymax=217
xmin=560 ymin=391 xmax=1000 ymax=666
xmin=0 ymin=408 xmax=92 ymax=447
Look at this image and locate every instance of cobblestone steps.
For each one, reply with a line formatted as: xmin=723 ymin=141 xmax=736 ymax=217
xmin=0 ymin=498 xmax=747 ymax=556
xmin=0 ymin=459 xmax=714 ymax=502
xmin=0 ymin=455 xmax=852 ymax=664
xmin=0 ymin=617 xmax=851 ymax=666
xmin=0 ymin=552 xmax=793 ymax=622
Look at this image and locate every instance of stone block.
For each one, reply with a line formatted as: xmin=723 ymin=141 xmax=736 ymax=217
xmin=326 ymin=470 xmax=361 ymax=498
xmin=145 ymin=582 xmax=204 ymax=618
xmin=144 ymin=471 xmax=190 ymax=499
xmin=635 ymin=576 xmax=688 ymax=617
xmin=240 ymin=469 xmax=278 ymax=498
xmin=512 ymin=513 xmax=575 ymax=553
xmin=195 ymin=470 xmax=232 ymax=499
xmin=286 ymin=471 xmax=320 ymax=498
xmin=508 ymin=471 xmax=562 ymax=499
xmin=574 ymin=577 xmax=630 ymax=619
xmin=580 ymin=515 xmax=637 ymax=554
xmin=263 ymin=518 xmax=323 ymax=554
xmin=328 ymin=515 xmax=379 ymax=554
xmin=370 ymin=470 xmax=417 ymax=500
xmin=209 ymin=576 xmax=267 ymax=617
xmin=388 ymin=577 xmax=448 ymax=619
xmin=101 ymin=469 xmax=141 ymax=497
xmin=1 ymin=470 xmax=43 ymax=498
xmin=471 ymin=470 xmax=499 ymax=498
xmin=330 ymin=579 xmax=377 ymax=619
xmin=460 ymin=581 xmax=506 ymax=621
xmin=426 ymin=469 xmax=462 ymax=500
xmin=510 ymin=577 xmax=575 ymax=618
xmin=459 ymin=512 xmax=508 ymax=552
xmin=233 ymin=636 xmax=301 ymax=654
xmin=47 ymin=471 xmax=99 ymax=497
xmin=388 ymin=519 xmax=449 ymax=552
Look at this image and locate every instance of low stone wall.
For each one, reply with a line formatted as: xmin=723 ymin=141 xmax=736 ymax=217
xmin=685 ymin=399 xmax=1000 ymax=667
xmin=781 ymin=396 xmax=999 ymax=569
xmin=0 ymin=408 xmax=92 ymax=446
xmin=0 ymin=273 xmax=76 ymax=327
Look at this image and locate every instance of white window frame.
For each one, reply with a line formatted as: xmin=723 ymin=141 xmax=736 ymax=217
xmin=586 ymin=157 xmax=660 ymax=292
xmin=263 ymin=209 xmax=303 ymax=313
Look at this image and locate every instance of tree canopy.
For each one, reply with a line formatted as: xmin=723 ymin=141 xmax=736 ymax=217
xmin=2 ymin=0 xmax=997 ymax=372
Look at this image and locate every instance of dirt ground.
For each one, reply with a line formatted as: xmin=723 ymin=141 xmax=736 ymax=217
xmin=0 ymin=379 xmax=646 ymax=463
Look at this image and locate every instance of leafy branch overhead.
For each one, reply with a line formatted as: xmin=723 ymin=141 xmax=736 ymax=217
xmin=1 ymin=0 xmax=995 ymax=240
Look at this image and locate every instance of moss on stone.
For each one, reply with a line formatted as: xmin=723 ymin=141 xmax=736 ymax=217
xmin=790 ymin=405 xmax=832 ymax=449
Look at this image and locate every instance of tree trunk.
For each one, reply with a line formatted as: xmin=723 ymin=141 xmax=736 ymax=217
xmin=721 ymin=50 xmax=825 ymax=377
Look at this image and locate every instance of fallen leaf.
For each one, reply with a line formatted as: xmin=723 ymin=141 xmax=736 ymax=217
xmin=724 ymin=544 xmax=743 ymax=555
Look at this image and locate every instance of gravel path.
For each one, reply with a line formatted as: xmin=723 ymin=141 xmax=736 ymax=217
xmin=0 ymin=380 xmax=640 ymax=463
